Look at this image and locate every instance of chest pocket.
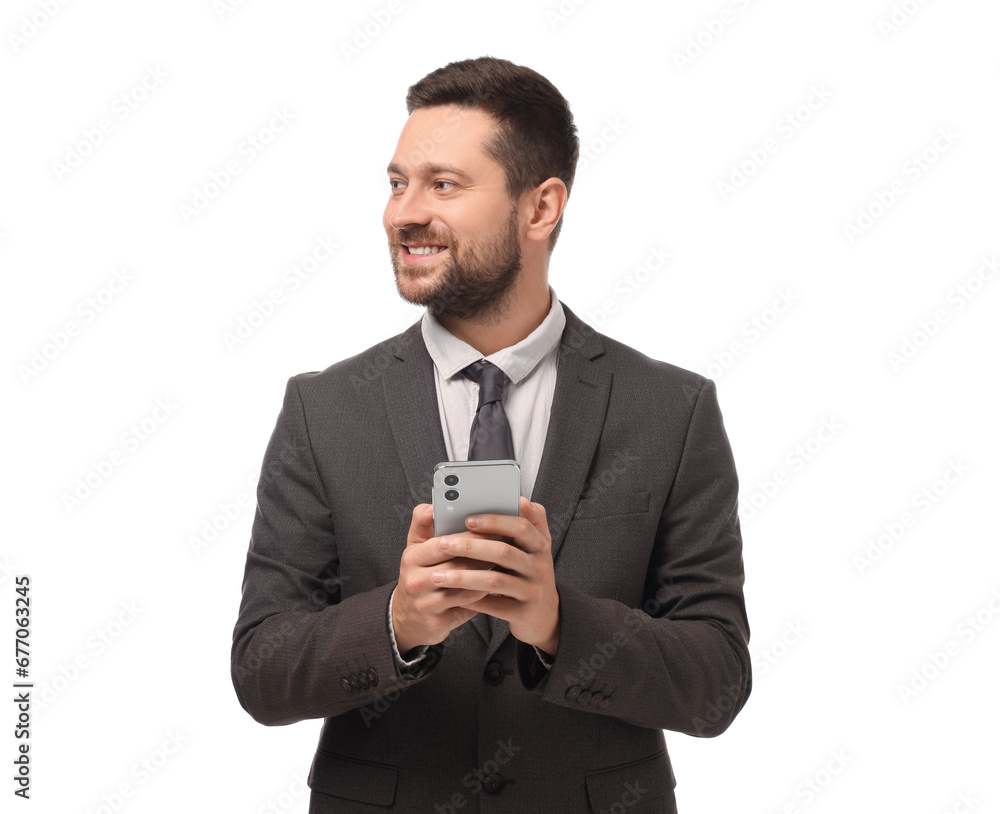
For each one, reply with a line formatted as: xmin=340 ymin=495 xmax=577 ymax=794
xmin=572 ymin=489 xmax=650 ymax=520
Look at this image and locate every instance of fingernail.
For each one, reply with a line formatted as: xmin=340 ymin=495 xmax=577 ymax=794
xmin=432 ymin=571 xmax=446 ymax=583
xmin=466 ymin=516 xmax=479 ymax=528
xmin=439 ymin=537 xmax=452 ymax=550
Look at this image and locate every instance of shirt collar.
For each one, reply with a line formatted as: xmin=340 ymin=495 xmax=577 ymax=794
xmin=420 ymin=285 xmax=566 ymax=384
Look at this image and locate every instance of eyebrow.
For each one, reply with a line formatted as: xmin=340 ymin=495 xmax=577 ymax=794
xmin=386 ymin=162 xmax=474 ymax=182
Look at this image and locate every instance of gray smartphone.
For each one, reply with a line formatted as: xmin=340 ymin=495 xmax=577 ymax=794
xmin=432 ymin=460 xmax=521 ymax=537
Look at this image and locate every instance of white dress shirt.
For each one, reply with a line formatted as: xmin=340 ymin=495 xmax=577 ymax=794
xmin=388 ymin=284 xmax=566 ymax=668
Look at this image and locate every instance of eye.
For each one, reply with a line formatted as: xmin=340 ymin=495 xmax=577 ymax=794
xmin=434 ymin=180 xmax=456 ymax=191
xmin=389 ymin=179 xmax=405 ymax=191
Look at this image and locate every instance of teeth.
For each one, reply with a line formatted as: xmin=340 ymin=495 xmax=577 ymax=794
xmin=408 ymin=245 xmax=446 ymax=256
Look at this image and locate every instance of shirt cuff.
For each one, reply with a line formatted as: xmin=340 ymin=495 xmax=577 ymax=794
xmin=388 ymin=587 xmax=429 ymax=667
xmin=533 ymin=646 xmax=554 ymax=669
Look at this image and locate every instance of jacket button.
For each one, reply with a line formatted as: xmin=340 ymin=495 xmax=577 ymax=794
xmin=566 ymin=684 xmax=581 ymax=701
xmin=340 ymin=678 xmax=352 ymax=694
xmin=367 ymin=668 xmax=378 ymax=687
xmin=348 ymin=674 xmax=361 ymax=692
xmin=590 ymin=692 xmax=604 ymax=707
xmin=482 ymin=773 xmax=505 ymax=795
xmin=577 ymin=690 xmax=592 ymax=705
xmin=599 ymin=695 xmax=612 ymax=710
xmin=483 ymin=661 xmax=505 ymax=685
xmin=359 ymin=671 xmax=370 ymax=689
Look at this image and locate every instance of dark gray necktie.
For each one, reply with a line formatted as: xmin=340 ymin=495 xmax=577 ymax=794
xmin=461 ymin=360 xmax=515 ymax=462
xmin=460 ymin=360 xmax=514 ymax=636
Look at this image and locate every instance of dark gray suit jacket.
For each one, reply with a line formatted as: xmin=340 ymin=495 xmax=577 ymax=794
xmin=231 ymin=302 xmax=751 ymax=813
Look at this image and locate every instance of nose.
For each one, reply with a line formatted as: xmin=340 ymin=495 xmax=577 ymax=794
xmin=388 ymin=185 xmax=432 ymax=231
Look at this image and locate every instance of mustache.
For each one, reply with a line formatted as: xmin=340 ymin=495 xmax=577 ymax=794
xmin=392 ymin=228 xmax=454 ymax=246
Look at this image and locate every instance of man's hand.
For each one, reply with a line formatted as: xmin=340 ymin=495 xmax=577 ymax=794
xmin=392 ymin=503 xmax=502 ymax=654
xmin=431 ymin=497 xmax=560 ymax=657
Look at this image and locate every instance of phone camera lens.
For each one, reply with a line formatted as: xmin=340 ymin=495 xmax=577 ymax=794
xmin=444 ymin=475 xmax=459 ymax=486
xmin=444 ymin=489 xmax=459 ymax=501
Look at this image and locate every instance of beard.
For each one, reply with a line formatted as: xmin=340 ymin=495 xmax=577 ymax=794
xmin=389 ymin=203 xmax=522 ymax=323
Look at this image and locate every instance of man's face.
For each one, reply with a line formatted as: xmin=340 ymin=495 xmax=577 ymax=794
xmin=384 ymin=105 xmax=523 ymax=322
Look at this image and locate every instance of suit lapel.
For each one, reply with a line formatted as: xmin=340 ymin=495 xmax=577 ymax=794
xmin=525 ymin=303 xmax=611 ymax=562
xmin=483 ymin=304 xmax=611 ymax=660
xmin=381 ymin=318 xmax=448 ymax=508
xmin=382 ymin=303 xmax=611 ymax=656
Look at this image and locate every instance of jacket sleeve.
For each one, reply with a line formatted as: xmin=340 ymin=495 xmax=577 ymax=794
xmin=517 ymin=378 xmax=751 ymax=737
xmin=231 ymin=376 xmax=439 ymax=726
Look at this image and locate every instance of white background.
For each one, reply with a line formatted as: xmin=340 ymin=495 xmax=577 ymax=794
xmin=3 ymin=0 xmax=998 ymax=812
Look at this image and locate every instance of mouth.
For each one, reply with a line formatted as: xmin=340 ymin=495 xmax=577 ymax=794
xmin=400 ymin=243 xmax=449 ymax=264
xmin=403 ymin=243 xmax=448 ymax=256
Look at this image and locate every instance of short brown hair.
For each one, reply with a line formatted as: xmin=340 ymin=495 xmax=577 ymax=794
xmin=406 ymin=56 xmax=579 ymax=251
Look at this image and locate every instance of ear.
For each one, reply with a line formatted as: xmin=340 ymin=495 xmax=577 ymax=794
xmin=522 ymin=178 xmax=568 ymax=246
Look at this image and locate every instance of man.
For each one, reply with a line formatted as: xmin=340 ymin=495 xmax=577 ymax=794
xmin=231 ymin=56 xmax=750 ymax=814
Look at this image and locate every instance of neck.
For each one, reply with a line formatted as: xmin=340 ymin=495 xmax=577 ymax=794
xmin=436 ymin=274 xmax=551 ymax=357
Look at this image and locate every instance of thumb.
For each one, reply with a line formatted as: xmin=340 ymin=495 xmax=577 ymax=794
xmin=407 ymin=503 xmax=435 ymax=545
xmin=520 ymin=496 xmax=547 ymax=533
